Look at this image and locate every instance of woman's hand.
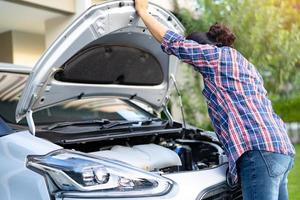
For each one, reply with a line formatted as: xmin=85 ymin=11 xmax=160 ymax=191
xmin=134 ymin=0 xmax=167 ymax=43
xmin=135 ymin=0 xmax=148 ymax=16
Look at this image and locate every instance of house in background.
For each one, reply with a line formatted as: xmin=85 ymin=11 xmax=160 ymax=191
xmin=0 ymin=0 xmax=94 ymax=67
xmin=0 ymin=0 xmax=200 ymax=67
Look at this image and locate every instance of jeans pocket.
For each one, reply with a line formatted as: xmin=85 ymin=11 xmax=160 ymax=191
xmin=259 ymin=151 xmax=291 ymax=177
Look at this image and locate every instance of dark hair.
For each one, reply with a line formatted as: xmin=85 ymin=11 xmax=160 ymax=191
xmin=186 ymin=23 xmax=236 ymax=47
xmin=186 ymin=32 xmax=215 ymax=45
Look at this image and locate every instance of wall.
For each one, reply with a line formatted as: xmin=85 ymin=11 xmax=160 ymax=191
xmin=45 ymin=0 xmax=91 ymax=47
xmin=18 ymin=0 xmax=75 ymax=14
xmin=0 ymin=31 xmax=13 ymax=63
xmin=12 ymin=31 xmax=45 ymax=67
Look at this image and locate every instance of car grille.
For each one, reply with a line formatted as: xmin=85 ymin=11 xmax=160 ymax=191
xmin=198 ymin=183 xmax=243 ymax=200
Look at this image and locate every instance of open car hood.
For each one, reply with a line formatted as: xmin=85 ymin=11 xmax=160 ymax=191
xmin=16 ymin=0 xmax=185 ymax=123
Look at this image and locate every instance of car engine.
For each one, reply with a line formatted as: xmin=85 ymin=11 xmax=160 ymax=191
xmin=43 ymin=125 xmax=228 ymax=174
xmin=86 ymin=132 xmax=228 ymax=174
xmin=90 ymin=144 xmax=182 ymax=171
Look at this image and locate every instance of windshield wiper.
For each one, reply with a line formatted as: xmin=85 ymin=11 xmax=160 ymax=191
xmin=100 ymin=118 xmax=161 ymax=130
xmin=47 ymin=119 xmax=110 ymax=130
xmin=47 ymin=118 xmax=163 ymax=131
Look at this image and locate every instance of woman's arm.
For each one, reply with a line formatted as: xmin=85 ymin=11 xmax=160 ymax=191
xmin=134 ymin=0 xmax=219 ymax=72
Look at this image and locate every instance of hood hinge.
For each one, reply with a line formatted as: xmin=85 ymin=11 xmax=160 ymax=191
xmin=26 ymin=110 xmax=36 ymax=135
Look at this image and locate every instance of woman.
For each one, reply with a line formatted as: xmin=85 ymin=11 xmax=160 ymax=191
xmin=134 ymin=0 xmax=295 ymax=199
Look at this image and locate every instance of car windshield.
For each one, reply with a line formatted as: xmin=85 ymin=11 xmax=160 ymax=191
xmin=0 ymin=72 xmax=155 ymax=125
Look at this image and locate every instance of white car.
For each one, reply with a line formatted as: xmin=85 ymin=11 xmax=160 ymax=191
xmin=0 ymin=1 xmax=242 ymax=199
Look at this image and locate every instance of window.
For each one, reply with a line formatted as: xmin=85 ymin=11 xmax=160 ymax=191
xmin=0 ymin=72 xmax=154 ymax=125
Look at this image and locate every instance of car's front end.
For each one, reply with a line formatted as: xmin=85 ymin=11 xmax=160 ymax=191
xmin=0 ymin=70 xmax=242 ymax=199
xmin=0 ymin=127 xmax=239 ymax=200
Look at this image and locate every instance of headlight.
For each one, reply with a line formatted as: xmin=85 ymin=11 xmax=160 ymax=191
xmin=27 ymin=149 xmax=172 ymax=198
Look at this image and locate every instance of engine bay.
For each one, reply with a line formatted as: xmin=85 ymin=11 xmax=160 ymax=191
xmin=56 ymin=127 xmax=228 ymax=174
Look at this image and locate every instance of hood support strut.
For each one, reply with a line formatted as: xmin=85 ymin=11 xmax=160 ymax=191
xmin=170 ymin=75 xmax=186 ymax=129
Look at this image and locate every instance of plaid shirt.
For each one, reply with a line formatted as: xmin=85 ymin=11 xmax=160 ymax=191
xmin=161 ymin=30 xmax=295 ymax=184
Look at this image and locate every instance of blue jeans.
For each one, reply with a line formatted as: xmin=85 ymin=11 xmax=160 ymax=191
xmin=237 ymin=150 xmax=294 ymax=200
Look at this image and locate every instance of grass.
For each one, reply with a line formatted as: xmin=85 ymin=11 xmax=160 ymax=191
xmin=288 ymin=144 xmax=300 ymax=200
xmin=273 ymin=95 xmax=300 ymax=122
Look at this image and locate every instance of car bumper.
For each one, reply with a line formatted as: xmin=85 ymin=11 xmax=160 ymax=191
xmin=56 ymin=164 xmax=229 ymax=200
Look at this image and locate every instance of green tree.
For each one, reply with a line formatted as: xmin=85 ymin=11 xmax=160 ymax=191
xmin=173 ymin=0 xmax=300 ymax=126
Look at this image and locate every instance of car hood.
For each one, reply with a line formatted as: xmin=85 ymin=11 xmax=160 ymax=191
xmin=15 ymin=0 xmax=184 ymax=122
